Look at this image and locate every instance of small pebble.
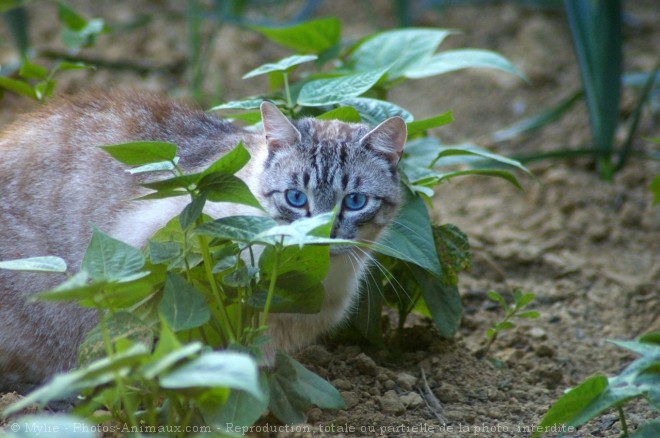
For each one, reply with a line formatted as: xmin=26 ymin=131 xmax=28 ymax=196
xmin=399 ymin=392 xmax=424 ymax=409
xmin=341 ymin=391 xmax=359 ymax=409
xmin=395 ymin=372 xmax=418 ymax=391
xmin=378 ymin=390 xmax=405 ymax=415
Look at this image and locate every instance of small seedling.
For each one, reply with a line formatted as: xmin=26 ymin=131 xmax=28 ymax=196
xmin=480 ymin=289 xmax=540 ymax=358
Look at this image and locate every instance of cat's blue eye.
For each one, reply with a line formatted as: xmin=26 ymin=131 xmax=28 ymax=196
xmin=343 ymin=193 xmax=367 ymax=210
xmin=285 ymin=189 xmax=308 ymax=208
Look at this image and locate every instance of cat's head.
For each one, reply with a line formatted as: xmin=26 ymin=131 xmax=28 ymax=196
xmin=258 ymin=102 xmax=406 ymax=253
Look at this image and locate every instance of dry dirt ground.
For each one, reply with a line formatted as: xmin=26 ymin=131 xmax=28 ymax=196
xmin=1 ymin=1 xmax=658 ymax=437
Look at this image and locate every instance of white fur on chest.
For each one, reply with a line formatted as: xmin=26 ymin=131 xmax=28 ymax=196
xmin=322 ymin=252 xmax=367 ymax=319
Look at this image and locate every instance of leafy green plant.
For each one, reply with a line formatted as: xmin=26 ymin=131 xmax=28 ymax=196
xmin=478 ymin=289 xmax=540 ymax=357
xmin=0 ymin=1 xmax=101 ymax=101
xmin=1 ymin=17 xmax=530 ymax=433
xmin=0 ymin=58 xmax=92 ymax=101
xmin=536 ymin=332 xmax=660 ymax=438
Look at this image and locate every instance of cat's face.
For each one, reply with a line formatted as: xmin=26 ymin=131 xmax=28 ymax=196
xmin=258 ymin=102 xmax=406 ymax=253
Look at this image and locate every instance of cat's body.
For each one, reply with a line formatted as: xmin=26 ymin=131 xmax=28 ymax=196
xmin=0 ymin=90 xmax=405 ymax=391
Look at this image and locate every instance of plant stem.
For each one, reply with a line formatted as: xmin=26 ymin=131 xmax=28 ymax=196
xmin=97 ymin=307 xmax=139 ymax=428
xmin=618 ymin=406 xmax=629 ymax=437
xmin=283 ymin=72 xmax=293 ymax=110
xmin=479 ymin=330 xmax=498 ymax=359
xmin=260 ymin=242 xmax=281 ymax=327
xmin=198 ymin=230 xmax=236 ymax=343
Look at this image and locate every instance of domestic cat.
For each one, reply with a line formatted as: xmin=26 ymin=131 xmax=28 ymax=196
xmin=0 ymin=90 xmax=406 ymax=391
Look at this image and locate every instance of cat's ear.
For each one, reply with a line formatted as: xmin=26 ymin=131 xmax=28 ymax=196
xmin=359 ymin=117 xmax=407 ymax=164
xmin=260 ymin=101 xmax=301 ymax=151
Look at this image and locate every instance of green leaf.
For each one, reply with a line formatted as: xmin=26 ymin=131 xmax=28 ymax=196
xmin=487 ymin=290 xmax=506 ymax=306
xmin=565 ymin=0 xmax=622 ymax=179
xmin=438 ymin=169 xmax=524 ymax=190
xmin=638 ymin=332 xmax=660 ymax=345
xmin=179 ymin=194 xmax=207 ymax=231
xmin=2 ymin=344 xmax=150 ymax=416
xmin=515 ymin=292 xmax=537 ymax=307
xmin=159 ymin=273 xmax=210 ymax=332
xmin=631 ymin=419 xmax=660 ymax=438
xmin=372 ymin=190 xmax=442 ymax=276
xmin=82 ymin=225 xmax=145 ymax=281
xmin=0 ymin=1 xmax=24 ymax=14
xmin=349 ymin=28 xmax=454 ymax=80
xmin=78 ymin=311 xmax=153 ymax=366
xmin=148 ymin=241 xmax=182 ymax=265
xmin=405 ymin=49 xmax=524 ymax=80
xmin=252 ymin=245 xmax=329 ymax=313
xmin=297 ymin=67 xmax=390 ymax=106
xmin=100 ymin=141 xmax=177 ymax=166
xmin=317 ymin=106 xmax=362 ymax=123
xmin=249 ymin=280 xmax=324 ymax=314
xmin=19 ymin=60 xmax=48 ymax=80
xmin=516 ymin=310 xmax=541 ymax=319
xmin=412 ymin=266 xmax=462 ymax=338
xmin=127 ymin=160 xmax=176 ymax=175
xmin=407 ymin=111 xmax=453 ymax=137
xmin=431 ymin=146 xmax=530 ymax=175
xmin=143 ymin=340 xmax=203 ymax=379
xmin=202 ymin=141 xmax=251 ymax=176
xmin=259 ymin=244 xmax=329 ymax=285
xmin=243 ymin=55 xmax=318 ymax=79
xmin=534 ymin=375 xmax=609 ymax=437
xmin=140 ymin=174 xmax=197 ymax=193
xmin=204 ymin=370 xmax=269 ymax=431
xmin=0 ymin=76 xmax=37 ymax=99
xmin=495 ymin=321 xmax=515 ymax=331
xmin=609 ymin=339 xmax=660 ymax=357
xmin=650 ymin=174 xmax=660 ymax=207
xmin=160 ymin=351 xmax=263 ymax=400
xmin=0 ymin=256 xmax=67 ymax=273
xmin=255 ymin=212 xmax=351 ymax=247
xmin=198 ymin=173 xmax=262 ymax=209
xmin=208 ymin=98 xmax=264 ymax=111
xmin=269 ymin=352 xmax=345 ymax=424
xmin=58 ymin=2 xmax=87 ymax=30
xmin=433 ymin=224 xmax=471 ymax=286
xmin=341 ymin=97 xmax=414 ymax=124
xmin=58 ymin=3 xmax=106 ymax=51
xmin=195 ymin=215 xmax=277 ymax=243
xmin=252 ymin=18 xmax=340 ymax=54
xmin=55 ymin=61 xmax=95 ymax=72
xmin=7 ymin=414 xmax=97 ymax=438
xmin=565 ymin=371 xmax=653 ymax=429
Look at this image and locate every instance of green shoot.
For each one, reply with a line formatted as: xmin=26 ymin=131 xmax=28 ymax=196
xmin=480 ymin=289 xmax=540 ymax=358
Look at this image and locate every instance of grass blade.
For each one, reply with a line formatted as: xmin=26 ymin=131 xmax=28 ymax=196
xmin=493 ymin=90 xmax=583 ymax=142
xmin=615 ymin=64 xmax=660 ymax=172
xmin=565 ymin=0 xmax=623 ymax=180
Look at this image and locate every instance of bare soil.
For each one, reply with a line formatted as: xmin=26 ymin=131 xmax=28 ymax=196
xmin=1 ymin=1 xmax=658 ymax=437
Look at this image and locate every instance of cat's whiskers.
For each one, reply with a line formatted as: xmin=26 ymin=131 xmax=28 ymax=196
xmin=355 ymin=243 xmax=413 ymax=306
